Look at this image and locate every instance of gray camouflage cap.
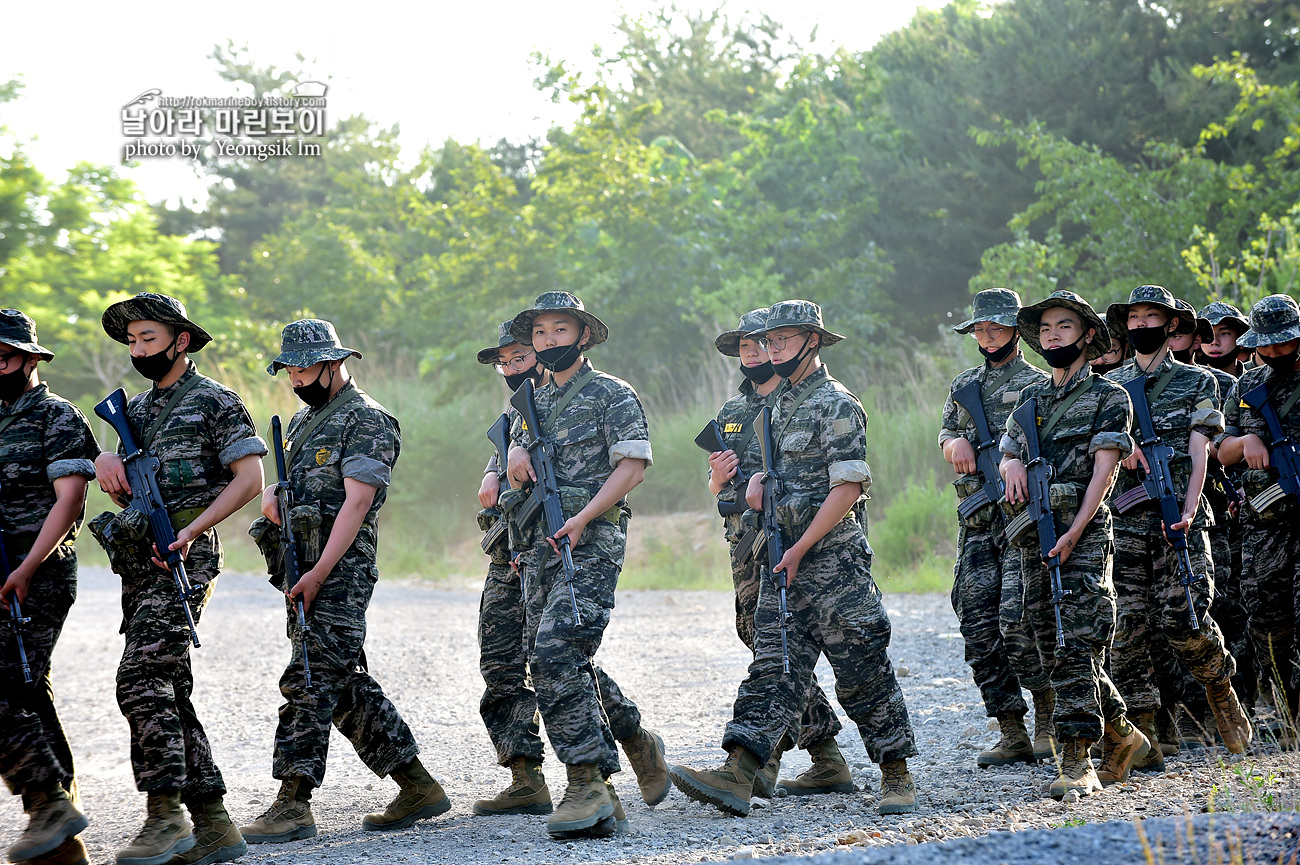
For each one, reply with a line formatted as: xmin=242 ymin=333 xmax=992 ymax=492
xmin=1197 ymin=300 xmax=1249 ymax=341
xmin=0 ymin=309 xmax=55 ymax=361
xmin=1238 ymin=294 xmax=1300 ymax=348
xmin=1170 ymin=297 xmax=1199 ymax=337
xmin=509 ymin=291 xmax=609 ymax=348
xmin=478 ymin=320 xmax=523 ymax=365
xmin=954 ymin=288 xmax=1021 ymax=334
xmin=267 ymin=318 xmax=363 ymax=375
xmin=750 ymin=299 xmax=845 ymax=346
xmin=1105 ymin=285 xmax=1193 ymax=340
xmin=101 ymin=292 xmax=213 ymax=352
xmin=1018 ymin=290 xmax=1109 ymax=361
xmin=714 ymin=308 xmax=770 ymax=357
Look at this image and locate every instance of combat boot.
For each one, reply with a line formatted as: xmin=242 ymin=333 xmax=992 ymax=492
xmin=1048 ymin=738 xmax=1102 ymax=800
xmin=116 ymin=792 xmax=194 ymax=865
xmin=472 ymin=756 xmax=552 ymax=816
xmin=239 ymin=778 xmax=316 ymax=844
xmin=777 ymin=737 xmax=854 ymax=795
xmin=1031 ymin=690 xmax=1057 ymax=761
xmin=172 ymin=797 xmax=246 ymax=865
xmin=752 ymin=752 xmax=782 ymax=799
xmin=618 ymin=727 xmax=671 ymax=806
xmin=362 ymin=757 xmax=450 ymax=831
xmin=668 ymin=747 xmax=761 ymax=817
xmin=19 ymin=836 xmax=89 ymax=865
xmin=977 ymin=713 xmax=1034 ymax=767
xmin=1155 ymin=706 xmax=1180 ymax=757
xmin=1095 ymin=717 xmax=1149 ymax=787
xmin=546 ymin=764 xmax=614 ymax=836
xmin=553 ymin=779 xmax=628 ymax=840
xmin=7 ymin=787 xmax=89 ymax=863
xmin=1131 ymin=711 xmax=1166 ymax=773
xmin=877 ymin=759 xmax=918 ymax=815
xmin=1205 ymin=677 xmax=1253 ymax=754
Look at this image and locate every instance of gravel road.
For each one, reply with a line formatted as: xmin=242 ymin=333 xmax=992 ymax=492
xmin=3 ymin=566 xmax=1297 ymax=865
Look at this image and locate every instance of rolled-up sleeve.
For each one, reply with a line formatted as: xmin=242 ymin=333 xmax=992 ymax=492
xmin=829 ymin=459 xmax=871 ymax=492
xmin=610 ymin=439 xmax=653 ymax=467
xmin=219 ymin=436 xmax=269 ymax=467
xmin=1089 ymin=431 xmax=1134 ymax=457
xmin=46 ymin=458 xmax=96 ymax=481
xmin=341 ymin=454 xmax=392 ymax=488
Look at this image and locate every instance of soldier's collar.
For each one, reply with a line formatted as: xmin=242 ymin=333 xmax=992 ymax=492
xmin=546 ymin=359 xmax=594 ymax=396
xmin=2 ymin=382 xmax=48 ymax=414
xmin=1053 ymin=363 xmax=1092 ymax=393
xmin=785 ymin=364 xmax=829 ymax=398
xmin=150 ymin=359 xmax=197 ymax=399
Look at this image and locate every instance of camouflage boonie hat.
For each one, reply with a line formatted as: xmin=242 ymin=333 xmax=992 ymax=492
xmin=1105 ymin=285 xmax=1193 ymax=341
xmin=509 ymin=291 xmax=609 ymax=349
xmin=0 ymin=309 xmax=55 ymax=361
xmin=478 ymin=320 xmax=523 ymax=365
xmin=953 ymin=288 xmax=1021 ymax=334
xmin=101 ymin=292 xmax=213 ymax=352
xmin=750 ymin=299 xmax=845 ymax=346
xmin=1238 ymin=294 xmax=1300 ymax=348
xmin=1196 ymin=301 xmax=1249 ymax=341
xmin=714 ymin=308 xmax=769 ymax=357
xmin=267 ymin=319 xmax=363 ymax=375
xmin=1018 ymin=290 xmax=1109 ymax=361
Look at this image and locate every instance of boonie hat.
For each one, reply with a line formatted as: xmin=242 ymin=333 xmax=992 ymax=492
xmin=954 ymin=288 xmax=1021 ymax=334
xmin=1238 ymin=294 xmax=1300 ymax=349
xmin=267 ymin=319 xmax=363 ymax=375
xmin=750 ymin=299 xmax=845 ymax=346
xmin=714 ymin=308 xmax=770 ymax=357
xmin=1018 ymin=290 xmax=1109 ymax=361
xmin=102 ymin=292 xmax=213 ymax=352
xmin=509 ymin=292 xmax=608 ymax=349
xmin=0 ymin=309 xmax=55 ymax=361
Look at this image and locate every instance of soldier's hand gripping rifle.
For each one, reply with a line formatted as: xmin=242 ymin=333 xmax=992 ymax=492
xmin=1241 ymin=382 xmax=1300 ymax=513
xmin=755 ymin=405 xmax=792 ymax=674
xmin=481 ymin=414 xmax=514 ymax=555
xmin=951 ymin=380 xmax=1007 ymax=520
xmin=1120 ymin=377 xmax=1203 ymax=630
xmin=694 ymin=420 xmax=748 ymax=517
xmin=95 ymin=388 xmax=202 ymax=648
xmin=1012 ymin=399 xmax=1070 ymax=648
xmin=271 ymin=416 xmax=311 ymax=689
xmin=0 ymin=483 xmax=33 ymax=683
xmin=510 ymin=379 xmax=582 ymax=626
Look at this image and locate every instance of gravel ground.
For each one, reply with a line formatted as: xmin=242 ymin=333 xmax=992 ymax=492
xmin=3 ymin=566 xmax=1297 ymax=865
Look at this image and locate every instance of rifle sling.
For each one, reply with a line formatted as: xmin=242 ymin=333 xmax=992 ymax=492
xmin=1039 ymin=375 xmax=1096 ymax=440
xmin=777 ymin=374 xmax=861 ymax=444
xmin=0 ymin=389 xmax=54 ymax=439
xmin=286 ymin=389 xmax=363 ymax=468
xmin=543 ymin=367 xmax=598 ymax=435
xmin=730 ymin=387 xmax=782 ymax=466
xmin=981 ymin=356 xmax=1028 ymax=404
xmin=1145 ymin=363 xmax=1181 ymax=406
xmin=141 ymin=373 xmax=205 ymax=452
xmin=1275 ymin=378 xmax=1300 ymax=421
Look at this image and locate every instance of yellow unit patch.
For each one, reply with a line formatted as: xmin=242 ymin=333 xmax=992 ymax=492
xmin=315 ymin=447 xmax=331 ymax=466
xmin=724 ymin=423 xmax=744 ymax=433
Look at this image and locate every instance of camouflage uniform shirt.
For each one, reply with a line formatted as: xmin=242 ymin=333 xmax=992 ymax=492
xmin=1219 ymin=363 xmax=1300 ymax=455
xmin=714 ymin=378 xmax=785 ymax=539
xmin=0 ymin=384 xmax=99 ymax=541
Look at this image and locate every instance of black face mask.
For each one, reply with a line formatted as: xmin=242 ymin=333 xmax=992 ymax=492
xmin=293 ymin=364 xmax=337 ymax=408
xmin=504 ymin=367 xmax=543 ymax=392
xmin=0 ymin=364 xmax=30 ymax=403
xmin=1041 ymin=336 xmax=1088 ymax=370
xmin=131 ymin=336 xmax=181 ymax=383
xmin=978 ymin=336 xmax=1017 ymax=364
xmin=1127 ymin=325 xmax=1169 ymax=356
xmin=1171 ymin=347 xmax=1194 ymax=363
xmin=739 ymin=361 xmax=775 ymax=384
xmin=1090 ymin=360 xmax=1124 ymax=376
xmin=772 ymin=333 xmax=815 ymax=378
xmin=536 ymin=341 xmax=583 ymax=373
xmin=1197 ymin=349 xmax=1238 ymax=370
xmin=1261 ymin=347 xmax=1300 ymax=374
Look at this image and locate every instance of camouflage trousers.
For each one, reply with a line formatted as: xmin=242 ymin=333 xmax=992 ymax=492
xmin=0 ymin=549 xmax=77 ymax=797
xmin=117 ymin=532 xmax=225 ymax=798
xmin=951 ymin=520 xmax=1049 ymax=718
xmin=479 ymin=559 xmax=642 ymax=767
xmin=1111 ymin=508 xmax=1233 ymax=715
xmin=730 ymin=538 xmax=842 ymax=749
xmin=723 ymin=523 xmax=918 ymax=765
xmin=1019 ymin=517 xmax=1127 ymax=742
xmin=1239 ymin=520 xmax=1300 ymax=713
xmin=274 ymin=559 xmax=419 ymax=786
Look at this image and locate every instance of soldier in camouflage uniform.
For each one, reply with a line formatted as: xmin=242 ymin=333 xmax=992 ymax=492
xmin=1102 ymin=286 xmax=1251 ymax=763
xmin=670 ymin=300 xmax=920 ymax=818
xmin=0 ymin=310 xmax=97 ymax=865
xmin=504 ymin=292 xmax=667 ymax=838
xmin=938 ymin=289 xmax=1056 ymax=769
xmin=1218 ymin=294 xmax=1300 ymax=736
xmin=93 ymin=293 xmax=267 ymax=865
xmin=999 ymin=290 xmax=1148 ymax=799
xmin=242 ymin=320 xmax=449 ymax=842
xmin=706 ymin=309 xmax=847 ymax=797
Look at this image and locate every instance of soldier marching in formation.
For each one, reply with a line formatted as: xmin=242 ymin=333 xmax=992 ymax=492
xmin=1 ymin=286 xmax=1298 ymax=863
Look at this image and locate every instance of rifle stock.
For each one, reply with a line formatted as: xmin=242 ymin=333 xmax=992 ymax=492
xmin=755 ymin=405 xmax=792 ymax=674
xmin=271 ymin=416 xmax=311 ymax=688
xmin=1012 ymin=398 xmax=1070 ymax=648
xmin=0 ymin=491 xmax=32 ymax=683
xmin=694 ymin=420 xmax=747 ymax=517
xmin=1241 ymin=383 xmax=1300 ymax=510
xmin=951 ymin=380 xmax=1006 ymax=517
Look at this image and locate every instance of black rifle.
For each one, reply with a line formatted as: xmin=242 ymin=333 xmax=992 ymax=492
xmin=271 ymin=416 xmax=311 ymax=689
xmin=0 ymin=486 xmax=33 ymax=683
xmin=1241 ymin=382 xmax=1300 ymax=513
xmin=1206 ymin=461 xmax=1243 ymax=510
xmin=1011 ymin=399 xmax=1070 ymax=648
xmin=694 ymin=419 xmax=749 ymax=517
xmin=754 ymin=405 xmax=792 ymax=674
xmin=509 ymin=379 xmax=582 ymax=625
xmin=1120 ymin=377 xmax=1202 ymax=630
xmin=951 ymin=380 xmax=1007 ymax=520
xmin=94 ymin=388 xmax=202 ymax=648
xmin=481 ymin=413 xmax=513 ymax=554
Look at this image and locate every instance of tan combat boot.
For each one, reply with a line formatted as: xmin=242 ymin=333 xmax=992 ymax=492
xmin=1131 ymin=711 xmax=1166 ymax=772
xmin=546 ymin=763 xmax=614 ymax=837
xmin=668 ymin=747 xmax=761 ymax=817
xmin=1048 ymin=738 xmax=1102 ymax=800
xmin=618 ymin=727 xmax=671 ymax=806
xmin=1031 ymin=690 xmax=1058 ymax=761
xmin=18 ymin=836 xmax=89 ymax=865
xmin=7 ymin=788 xmax=90 ymax=863
xmin=116 ymin=792 xmax=194 ymax=865
xmin=239 ymin=778 xmax=316 ymax=844
xmin=1205 ymin=677 xmax=1253 ymax=754
xmin=878 ymin=759 xmax=918 ymax=815
xmin=752 ymin=751 xmax=782 ymax=799
xmin=777 ymin=737 xmax=854 ymax=795
xmin=362 ymin=758 xmax=450 ymax=831
xmin=978 ymin=713 xmax=1035 ymax=767
xmin=1095 ymin=717 xmax=1150 ymax=787
xmin=172 ymin=797 xmax=246 ymax=865
xmin=473 ymin=756 xmax=552 ymax=816
xmin=554 ymin=779 xmax=629 ymax=840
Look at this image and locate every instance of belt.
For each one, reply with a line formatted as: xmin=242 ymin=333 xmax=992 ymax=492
xmin=170 ymin=507 xmax=208 ymax=532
